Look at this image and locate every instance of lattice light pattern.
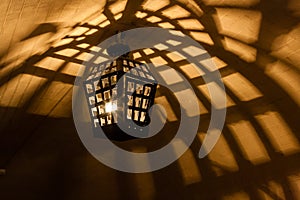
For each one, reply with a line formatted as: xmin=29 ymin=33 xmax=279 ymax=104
xmin=84 ymin=56 xmax=157 ymax=133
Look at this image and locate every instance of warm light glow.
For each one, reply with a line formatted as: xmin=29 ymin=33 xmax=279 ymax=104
xmin=105 ymin=102 xmax=117 ymax=113
xmin=223 ymin=72 xmax=263 ymax=101
xmin=177 ymin=19 xmax=204 ymax=30
xmin=172 ymin=139 xmax=202 ymax=185
xmin=55 ymin=48 xmax=80 ymax=57
xmin=35 ymin=57 xmax=65 ymax=71
xmin=180 ymin=63 xmax=204 ymax=79
xmin=142 ymin=0 xmax=170 ymax=12
xmin=255 ymin=111 xmax=300 ymax=155
xmin=108 ymin=0 xmax=128 ymax=15
xmin=228 ymin=119 xmax=271 ymax=165
xmin=69 ymin=27 xmax=89 ymax=37
xmin=146 ymin=16 xmax=162 ymax=23
xmin=154 ymin=96 xmax=177 ymax=121
xmin=0 ymin=74 xmax=47 ymax=108
xmin=214 ymin=8 xmax=262 ymax=44
xmin=202 ymin=0 xmax=260 ymax=8
xmin=161 ymin=5 xmax=191 ymax=19
xmin=198 ymin=133 xmax=239 ymax=176
xmin=159 ymin=68 xmax=184 ymax=85
xmin=198 ymin=82 xmax=233 ymax=109
xmin=189 ymin=32 xmax=214 ymax=45
xmin=265 ymin=60 xmax=300 ymax=106
xmin=222 ymin=36 xmax=257 ymax=62
xmin=157 ymin=22 xmax=175 ymax=29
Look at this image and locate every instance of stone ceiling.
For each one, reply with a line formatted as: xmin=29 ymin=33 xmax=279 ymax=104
xmin=0 ymin=0 xmax=300 ymax=199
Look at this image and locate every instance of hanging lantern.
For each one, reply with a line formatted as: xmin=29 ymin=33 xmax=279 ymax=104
xmin=84 ymin=54 xmax=157 ymax=140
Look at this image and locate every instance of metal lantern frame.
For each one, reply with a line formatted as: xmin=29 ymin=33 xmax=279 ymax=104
xmin=84 ymin=55 xmax=157 ymax=140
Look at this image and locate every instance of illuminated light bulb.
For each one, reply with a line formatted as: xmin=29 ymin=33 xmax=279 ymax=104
xmin=105 ymin=102 xmax=117 ymax=112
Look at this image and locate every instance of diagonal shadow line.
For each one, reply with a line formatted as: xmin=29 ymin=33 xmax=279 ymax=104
xmin=259 ymin=184 xmax=285 ymax=200
xmin=280 ymin=177 xmax=297 ymax=200
xmin=0 ymin=2 xmax=298 ymax=198
xmin=0 ymin=10 xmax=127 ymax=163
xmin=137 ymin=49 xmax=182 ymax=120
xmin=0 ymin=87 xmax=73 ymax=168
xmin=0 ymin=39 xmax=90 ymax=133
xmin=224 ymin=85 xmax=282 ymax=159
xmin=200 ymin=44 xmax=300 ymax=140
xmin=213 ymin=33 xmax=300 ymax=75
xmin=102 ymin=2 xmax=118 ymax=24
xmin=192 ymin=2 xmax=225 ymax=48
xmin=0 ymin=23 xmax=107 ymax=89
xmin=119 ymin=0 xmax=145 ymax=24
xmin=185 ymin=152 xmax=300 ymax=199
xmin=2 ymin=1 xmax=298 ymax=142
